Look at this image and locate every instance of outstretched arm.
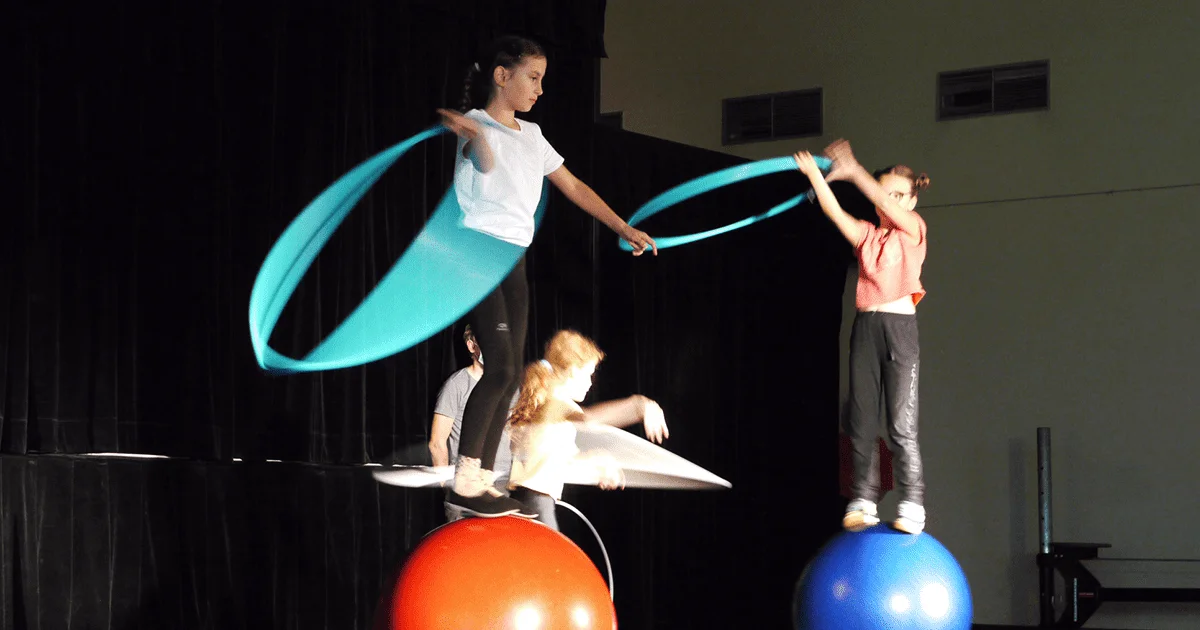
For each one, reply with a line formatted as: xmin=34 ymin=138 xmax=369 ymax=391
xmin=823 ymin=139 xmax=921 ymax=237
xmin=578 ymin=395 xmax=669 ymax=444
xmin=795 ymin=151 xmax=866 ymax=247
xmin=546 ymin=165 xmax=658 ymax=256
xmin=579 ymin=396 xmax=642 ymax=427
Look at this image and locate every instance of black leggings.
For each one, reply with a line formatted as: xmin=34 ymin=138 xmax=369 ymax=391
xmin=458 ymin=257 xmax=529 ymax=470
xmin=511 ymin=487 xmax=559 ymax=531
xmin=846 ymin=312 xmax=924 ymax=505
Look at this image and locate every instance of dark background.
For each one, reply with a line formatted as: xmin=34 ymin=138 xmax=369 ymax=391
xmin=1 ymin=1 xmax=866 ymax=628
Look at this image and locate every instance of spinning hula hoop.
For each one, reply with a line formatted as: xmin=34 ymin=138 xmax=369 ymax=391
xmin=618 ymin=155 xmax=831 ymax=251
xmin=248 ymin=125 xmax=547 ymax=375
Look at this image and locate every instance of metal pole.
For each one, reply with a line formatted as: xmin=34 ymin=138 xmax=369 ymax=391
xmin=1038 ymin=427 xmax=1052 ymax=554
xmin=1037 ymin=427 xmax=1054 ymax=626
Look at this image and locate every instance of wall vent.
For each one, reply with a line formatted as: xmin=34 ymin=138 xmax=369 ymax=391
xmin=938 ymin=60 xmax=1048 ymax=120
xmin=723 ymin=88 xmax=822 ymax=145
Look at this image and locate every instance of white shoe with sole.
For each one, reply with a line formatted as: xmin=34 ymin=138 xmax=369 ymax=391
xmin=842 ymin=498 xmax=880 ymax=532
xmin=894 ymin=501 xmax=926 ymax=534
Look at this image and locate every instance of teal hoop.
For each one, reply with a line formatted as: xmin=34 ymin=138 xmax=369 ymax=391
xmin=618 ymin=155 xmax=831 ymax=251
xmin=249 ymin=126 xmax=547 ymax=374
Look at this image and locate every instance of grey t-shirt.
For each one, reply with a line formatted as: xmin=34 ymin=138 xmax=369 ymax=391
xmin=434 ymin=368 xmax=515 ymax=485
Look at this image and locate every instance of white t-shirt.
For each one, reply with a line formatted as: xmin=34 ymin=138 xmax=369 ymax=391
xmin=507 ymin=398 xmax=583 ymax=500
xmin=453 ymin=109 xmax=565 ymax=247
xmin=509 ymin=421 xmax=579 ymax=500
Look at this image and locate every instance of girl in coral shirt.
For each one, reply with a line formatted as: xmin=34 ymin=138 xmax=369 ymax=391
xmin=795 ymin=139 xmax=931 ymax=535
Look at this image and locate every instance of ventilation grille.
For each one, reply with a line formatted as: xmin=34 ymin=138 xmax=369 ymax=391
xmin=723 ymin=88 xmax=822 ymax=145
xmin=938 ymin=61 xmax=1048 ymax=120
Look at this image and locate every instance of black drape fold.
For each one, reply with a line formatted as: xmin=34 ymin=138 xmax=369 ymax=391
xmin=576 ymin=126 xmax=850 ymax=629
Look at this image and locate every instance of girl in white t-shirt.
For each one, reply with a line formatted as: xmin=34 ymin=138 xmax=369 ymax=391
xmin=436 ymin=36 xmax=657 ymax=518
xmin=506 ymin=330 xmax=669 ymax=530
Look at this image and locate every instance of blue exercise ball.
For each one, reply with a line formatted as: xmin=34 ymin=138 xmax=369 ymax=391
xmin=794 ymin=525 xmax=972 ymax=630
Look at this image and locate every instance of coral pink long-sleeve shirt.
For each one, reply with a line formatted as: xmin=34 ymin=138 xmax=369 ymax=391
xmin=854 ymin=213 xmax=927 ymax=309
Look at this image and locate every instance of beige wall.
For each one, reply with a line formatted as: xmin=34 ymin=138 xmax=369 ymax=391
xmin=603 ymin=2 xmax=1200 ymax=627
xmin=601 ymin=1 xmax=1199 ymax=205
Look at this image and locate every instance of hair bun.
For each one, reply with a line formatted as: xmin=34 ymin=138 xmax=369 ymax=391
xmin=914 ymin=173 xmax=931 ymax=192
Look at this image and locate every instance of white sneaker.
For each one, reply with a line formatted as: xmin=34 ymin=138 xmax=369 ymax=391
xmin=894 ymin=501 xmax=926 ymax=534
xmin=843 ymin=498 xmax=880 ymax=532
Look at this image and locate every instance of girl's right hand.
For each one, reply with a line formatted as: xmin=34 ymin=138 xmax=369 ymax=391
xmin=793 ymin=150 xmax=824 ymax=178
xmin=437 ymin=108 xmax=482 ymax=141
xmin=640 ymin=397 xmax=669 ymax=444
xmin=821 ymin=138 xmax=865 ymax=182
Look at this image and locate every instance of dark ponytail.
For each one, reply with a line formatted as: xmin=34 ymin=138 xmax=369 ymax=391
xmin=458 ymin=35 xmax=546 ymax=113
xmin=459 ymin=62 xmax=482 ymax=113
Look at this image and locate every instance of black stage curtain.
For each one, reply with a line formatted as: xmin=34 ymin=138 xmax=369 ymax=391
xmin=2 ymin=1 xmax=607 ymax=464
xmin=0 ymin=454 xmax=442 ymax=630
xmin=564 ymin=127 xmax=852 ymax=629
xmin=2 ymin=2 xmax=860 ymax=628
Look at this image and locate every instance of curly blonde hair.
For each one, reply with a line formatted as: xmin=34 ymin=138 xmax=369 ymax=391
xmin=509 ymin=330 xmax=605 ymax=427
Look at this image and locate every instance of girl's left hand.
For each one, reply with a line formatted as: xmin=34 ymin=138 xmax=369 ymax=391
xmin=792 ymin=150 xmax=825 ymax=178
xmin=621 ymin=226 xmax=658 ymax=256
xmin=598 ymin=460 xmax=625 ymax=490
xmin=587 ymin=451 xmax=625 ymax=490
xmin=640 ymin=397 xmax=669 ymax=444
xmin=436 ymin=108 xmax=482 ymax=141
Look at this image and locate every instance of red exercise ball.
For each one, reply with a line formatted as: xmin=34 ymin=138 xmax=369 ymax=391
xmin=391 ymin=516 xmax=616 ymax=630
